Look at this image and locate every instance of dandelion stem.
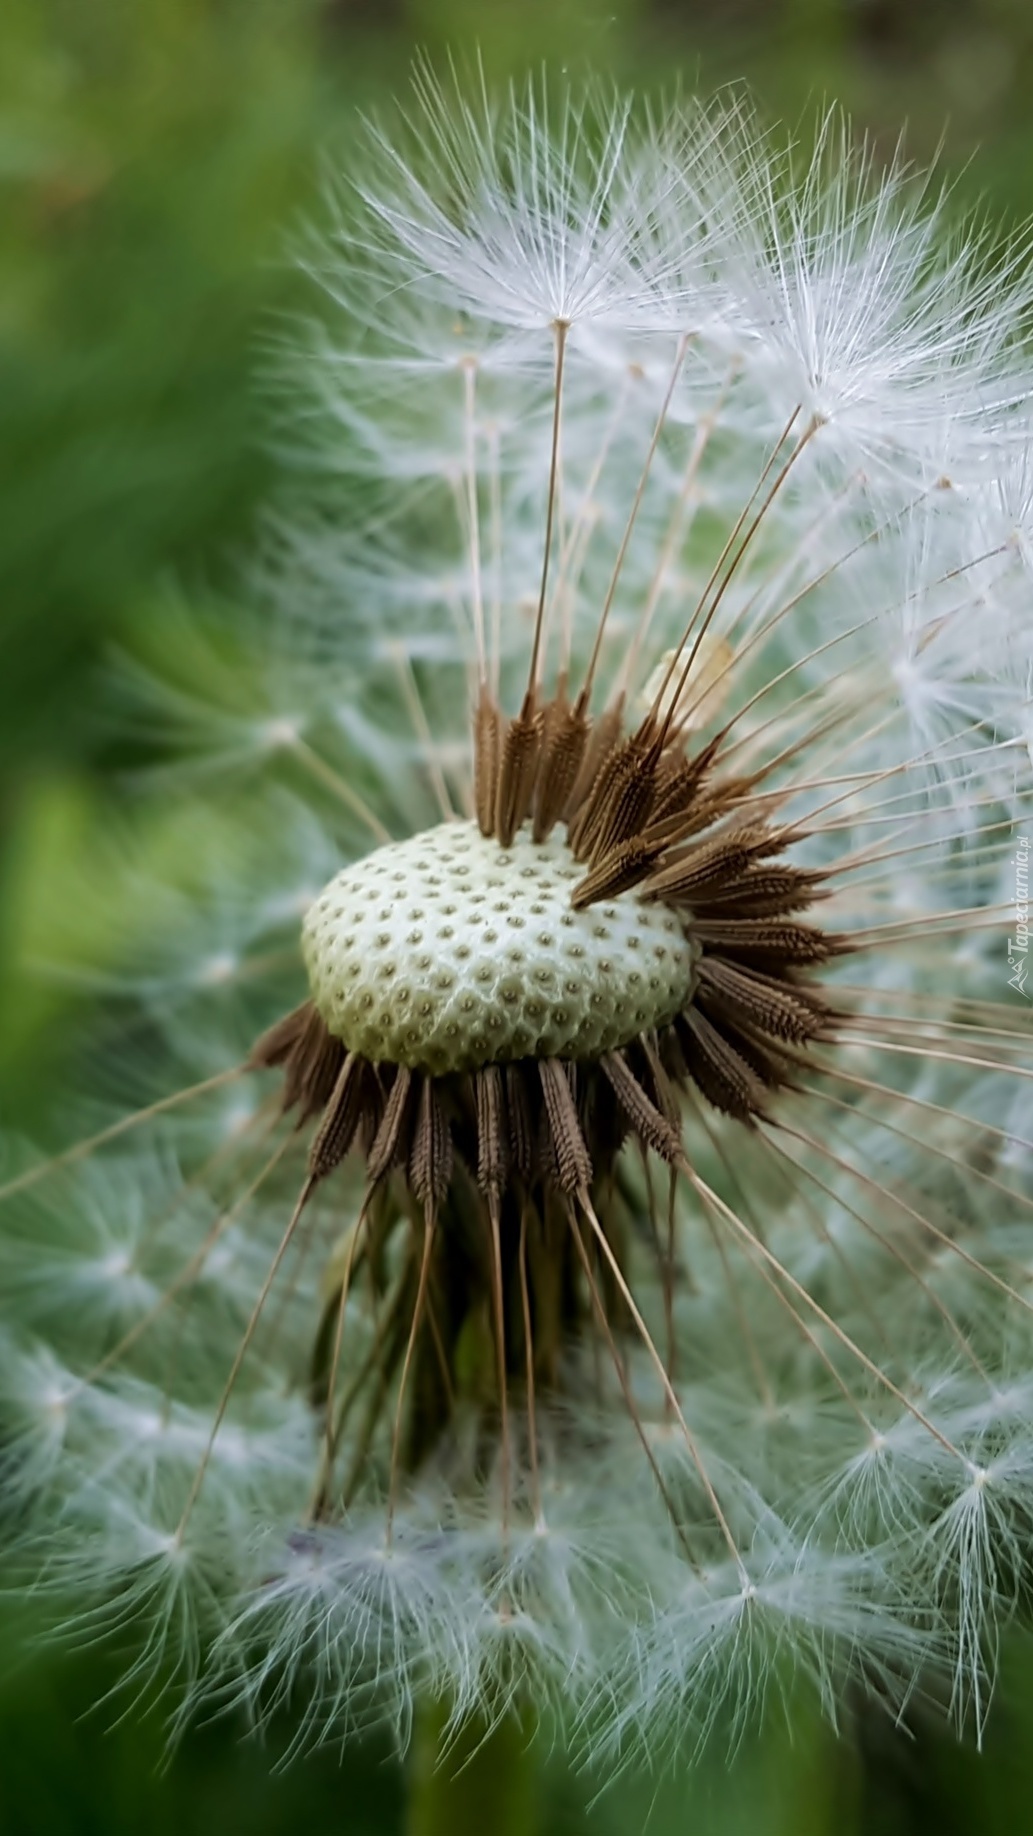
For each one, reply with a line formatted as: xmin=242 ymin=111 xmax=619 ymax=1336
xmin=408 ymin=1696 xmax=539 ymax=1836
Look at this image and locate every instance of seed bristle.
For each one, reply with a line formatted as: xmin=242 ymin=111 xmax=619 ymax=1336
xmin=566 ymin=698 xmax=624 ymax=818
xmin=264 ymin=1001 xmax=346 ymax=1123
xmin=474 ymin=686 xmax=502 ymax=839
xmin=601 ymin=1050 xmax=683 ymax=1162
xmin=494 ymin=700 xmax=544 ymax=846
xmin=695 ymin=955 xmax=833 ymax=1044
xmin=570 ymin=836 xmax=667 ymax=909
xmin=690 ymin=865 xmax=828 ymax=919
xmin=568 ymin=733 xmax=660 ymax=862
xmin=248 ymin=1000 xmax=312 ymax=1072
xmin=366 ymin=1066 xmax=414 ymax=1186
xmin=692 ymin=917 xmax=845 ymax=967
xmin=474 ymin=1063 xmax=507 ymax=1195
xmin=308 ymin=1053 xmax=364 ymax=1179
xmin=649 ymin=736 xmax=722 ymax=822
xmin=678 ymin=1007 xmax=771 ymax=1121
xmin=409 ymin=1079 xmax=453 ymax=1207
xmin=539 ymin=1059 xmax=593 ymax=1194
xmin=505 ymin=1061 xmax=537 ymax=1185
xmin=642 ymin=826 xmax=774 ymax=902
xmin=532 ymin=698 xmax=590 ymax=841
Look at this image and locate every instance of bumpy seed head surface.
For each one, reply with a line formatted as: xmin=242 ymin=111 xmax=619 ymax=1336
xmin=302 ymin=820 xmax=698 ymax=1075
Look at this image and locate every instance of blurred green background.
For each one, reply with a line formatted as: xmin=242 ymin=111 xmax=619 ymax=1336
xmin=2 ymin=1 xmax=1033 ymax=1829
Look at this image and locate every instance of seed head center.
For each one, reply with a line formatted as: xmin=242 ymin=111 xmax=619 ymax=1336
xmin=302 ymin=820 xmax=698 ymax=1075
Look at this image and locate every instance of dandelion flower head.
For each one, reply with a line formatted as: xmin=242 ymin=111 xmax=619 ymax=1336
xmin=3 ymin=70 xmax=1033 ymax=1760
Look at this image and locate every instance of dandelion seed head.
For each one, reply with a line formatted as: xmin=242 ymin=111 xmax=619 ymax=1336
xmin=3 ymin=66 xmax=1033 ymax=1769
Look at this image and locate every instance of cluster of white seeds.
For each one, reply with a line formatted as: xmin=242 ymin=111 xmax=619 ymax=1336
xmin=301 ymin=820 xmax=698 ymax=1074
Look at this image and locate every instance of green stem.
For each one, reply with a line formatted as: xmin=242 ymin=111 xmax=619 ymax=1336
xmin=407 ymin=1697 xmax=540 ymax=1836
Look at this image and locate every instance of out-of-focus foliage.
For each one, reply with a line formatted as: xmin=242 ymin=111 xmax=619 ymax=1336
xmin=2 ymin=1 xmax=1033 ymax=1829
xmin=0 ymin=0 xmax=345 ymax=1114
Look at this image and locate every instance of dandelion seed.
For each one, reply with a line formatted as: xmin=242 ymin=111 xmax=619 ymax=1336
xmin=3 ymin=69 xmax=1033 ymax=1776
